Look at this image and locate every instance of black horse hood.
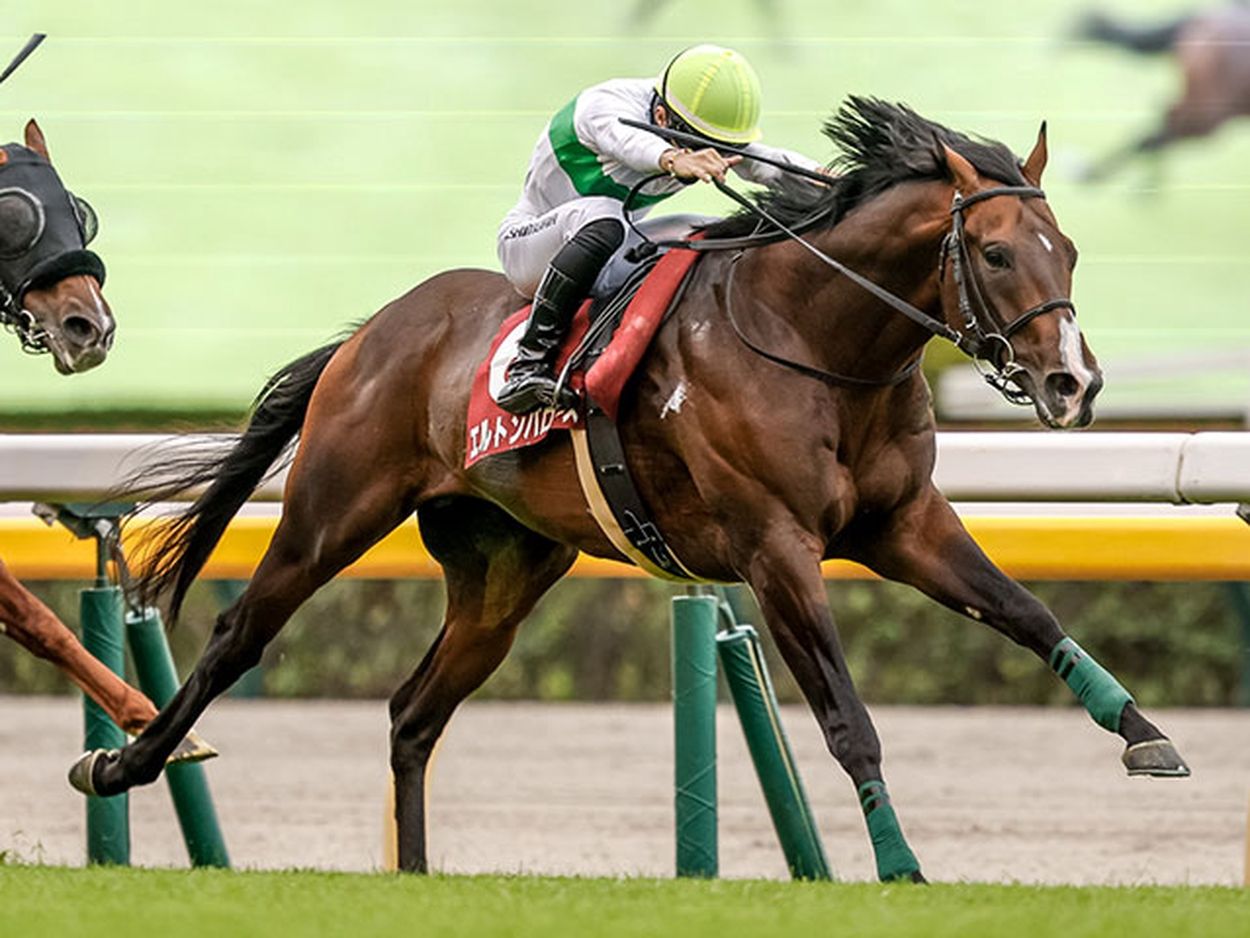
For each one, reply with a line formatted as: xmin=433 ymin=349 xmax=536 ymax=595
xmin=0 ymin=143 xmax=104 ymax=301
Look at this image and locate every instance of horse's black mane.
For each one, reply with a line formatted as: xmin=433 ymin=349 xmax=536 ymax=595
xmin=702 ymin=96 xmax=1028 ymax=239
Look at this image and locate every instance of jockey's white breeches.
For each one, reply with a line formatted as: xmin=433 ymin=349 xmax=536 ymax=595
xmin=496 ymin=196 xmax=625 ymax=299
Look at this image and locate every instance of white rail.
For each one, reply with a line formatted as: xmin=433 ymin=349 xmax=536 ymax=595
xmin=932 ymin=432 xmax=1250 ymax=504
xmin=0 ymin=432 xmax=1246 ymax=505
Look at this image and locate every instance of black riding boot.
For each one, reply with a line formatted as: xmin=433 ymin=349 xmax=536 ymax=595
xmin=497 ymin=217 xmax=624 ymax=415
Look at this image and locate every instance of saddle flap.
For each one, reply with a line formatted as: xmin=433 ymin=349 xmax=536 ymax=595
xmin=464 ymin=245 xmax=702 ymax=468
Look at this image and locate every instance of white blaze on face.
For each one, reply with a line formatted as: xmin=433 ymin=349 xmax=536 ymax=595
xmin=1037 ymin=232 xmax=1054 ymax=253
xmin=1058 ymin=315 xmax=1094 ymax=387
xmin=87 ymin=279 xmax=112 ymax=328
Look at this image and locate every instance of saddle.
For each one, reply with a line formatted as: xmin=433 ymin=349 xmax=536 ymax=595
xmin=465 ymin=219 xmax=708 ymax=581
xmin=465 ymin=233 xmax=702 ymax=468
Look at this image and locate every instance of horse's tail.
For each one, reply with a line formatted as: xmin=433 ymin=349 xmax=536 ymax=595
xmin=1075 ymin=10 xmax=1191 ymax=54
xmin=123 ymin=339 xmax=346 ymax=621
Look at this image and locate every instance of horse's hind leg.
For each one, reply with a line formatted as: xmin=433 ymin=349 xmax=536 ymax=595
xmin=0 ymin=558 xmax=157 ymax=732
xmin=850 ymin=487 xmax=1188 ymax=778
xmin=1087 ymin=76 xmax=1229 ymax=182
xmin=79 ymin=436 xmax=420 ymax=797
xmin=388 ymin=496 xmax=576 ymax=873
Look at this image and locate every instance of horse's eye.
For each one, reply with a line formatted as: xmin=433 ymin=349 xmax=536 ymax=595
xmin=983 ymin=246 xmax=1012 ymax=270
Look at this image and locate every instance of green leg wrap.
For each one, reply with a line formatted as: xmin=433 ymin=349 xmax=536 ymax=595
xmin=858 ymin=781 xmax=921 ymax=882
xmin=1049 ymin=637 xmax=1134 ymax=732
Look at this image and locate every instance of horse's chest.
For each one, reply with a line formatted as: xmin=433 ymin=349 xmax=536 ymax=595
xmin=838 ymin=442 xmax=925 ymax=518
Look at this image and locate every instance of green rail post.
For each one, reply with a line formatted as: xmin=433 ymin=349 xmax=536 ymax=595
xmin=716 ymin=594 xmax=832 ymax=880
xmin=41 ymin=503 xmax=134 ymax=865
xmin=672 ymin=593 xmax=718 ymax=877
xmin=1225 ymin=582 xmax=1250 ymax=708
xmin=38 ymin=501 xmax=230 ymax=868
xmin=125 ymin=606 xmax=230 ymax=868
xmin=80 ymin=539 xmax=129 ymax=865
xmin=213 ymin=581 xmax=263 ymax=698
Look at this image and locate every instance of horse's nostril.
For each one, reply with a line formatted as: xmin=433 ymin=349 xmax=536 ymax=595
xmin=62 ymin=315 xmax=101 ymax=345
xmin=1045 ymin=372 xmax=1080 ymax=401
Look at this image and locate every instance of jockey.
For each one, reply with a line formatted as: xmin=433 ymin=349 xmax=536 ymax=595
xmin=495 ymin=44 xmax=825 ymax=414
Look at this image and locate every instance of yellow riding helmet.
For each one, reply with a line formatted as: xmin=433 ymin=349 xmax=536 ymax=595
xmin=656 ymin=45 xmax=763 ymax=146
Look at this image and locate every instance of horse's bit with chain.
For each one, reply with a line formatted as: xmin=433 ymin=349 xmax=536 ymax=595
xmin=940 ymin=185 xmax=1077 ymax=404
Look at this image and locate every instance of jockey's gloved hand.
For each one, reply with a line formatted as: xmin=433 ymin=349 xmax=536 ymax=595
xmin=660 ymin=146 xmax=743 ymax=184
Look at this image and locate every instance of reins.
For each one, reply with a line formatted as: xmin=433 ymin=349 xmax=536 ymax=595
xmin=617 ymin=118 xmax=1077 ymax=403
xmin=722 ymin=251 xmax=923 ymax=389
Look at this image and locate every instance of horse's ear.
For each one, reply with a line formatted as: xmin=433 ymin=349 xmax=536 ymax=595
xmin=24 ymin=119 xmax=50 ymax=161
xmin=941 ymin=144 xmax=979 ymax=195
xmin=1022 ymin=120 xmax=1048 ymax=187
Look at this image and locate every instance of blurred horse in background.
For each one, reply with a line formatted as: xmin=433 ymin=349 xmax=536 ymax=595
xmin=1077 ymin=4 xmax=1250 ymax=180
xmin=627 ymin=1 xmax=795 ymax=55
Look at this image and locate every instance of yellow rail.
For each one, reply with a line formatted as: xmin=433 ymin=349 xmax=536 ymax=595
xmin=3 ymin=514 xmax=1249 ymax=581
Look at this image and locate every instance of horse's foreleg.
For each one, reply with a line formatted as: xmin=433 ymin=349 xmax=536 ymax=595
xmin=0 ymin=559 xmax=157 ymax=732
xmin=388 ymin=498 xmax=576 ymax=873
xmin=850 ymin=488 xmax=1189 ymax=777
xmin=740 ymin=528 xmax=924 ymax=883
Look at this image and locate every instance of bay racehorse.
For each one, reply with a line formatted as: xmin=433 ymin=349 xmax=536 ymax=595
xmin=71 ymin=99 xmax=1189 ymax=881
xmin=0 ymin=118 xmax=147 ymax=728
xmin=1076 ymin=4 xmax=1250 ymax=180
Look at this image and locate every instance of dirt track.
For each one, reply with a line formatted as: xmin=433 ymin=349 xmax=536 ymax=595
xmin=1 ymin=697 xmax=1246 ymax=884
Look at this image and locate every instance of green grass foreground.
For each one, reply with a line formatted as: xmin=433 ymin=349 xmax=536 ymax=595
xmin=0 ymin=866 xmax=1246 ymax=938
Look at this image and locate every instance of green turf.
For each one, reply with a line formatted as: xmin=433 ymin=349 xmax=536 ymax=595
xmin=1 ymin=1 xmax=1247 ymax=416
xmin=0 ymin=866 xmax=1246 ymax=938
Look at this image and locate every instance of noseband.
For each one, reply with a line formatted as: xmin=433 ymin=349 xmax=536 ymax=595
xmin=939 ymin=186 xmax=1077 ymax=405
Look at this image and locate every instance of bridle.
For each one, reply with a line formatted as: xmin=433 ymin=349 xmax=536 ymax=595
xmin=0 ymin=179 xmax=103 ymax=358
xmin=939 ymin=185 xmax=1077 ymax=405
xmin=623 ymin=167 xmax=1077 ymax=403
xmin=0 ymin=281 xmax=51 ymax=355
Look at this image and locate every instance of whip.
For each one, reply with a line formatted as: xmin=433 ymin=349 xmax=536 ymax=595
xmin=0 ymin=33 xmax=46 ymax=87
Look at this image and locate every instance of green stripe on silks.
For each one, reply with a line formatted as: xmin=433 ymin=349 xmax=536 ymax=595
xmin=547 ymin=97 xmax=672 ymax=209
xmin=1048 ymin=637 xmax=1134 ymax=732
xmin=857 ymin=780 xmax=920 ymax=882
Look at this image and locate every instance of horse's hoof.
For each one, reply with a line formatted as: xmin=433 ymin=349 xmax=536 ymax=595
xmin=166 ymin=730 xmax=219 ymax=766
xmin=1123 ymin=738 xmax=1191 ymax=778
xmin=68 ymin=748 xmax=117 ymax=796
xmin=881 ymin=867 xmax=926 ymax=884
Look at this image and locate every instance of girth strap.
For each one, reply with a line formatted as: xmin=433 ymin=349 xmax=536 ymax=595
xmin=568 ymin=255 xmax=707 ymax=582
